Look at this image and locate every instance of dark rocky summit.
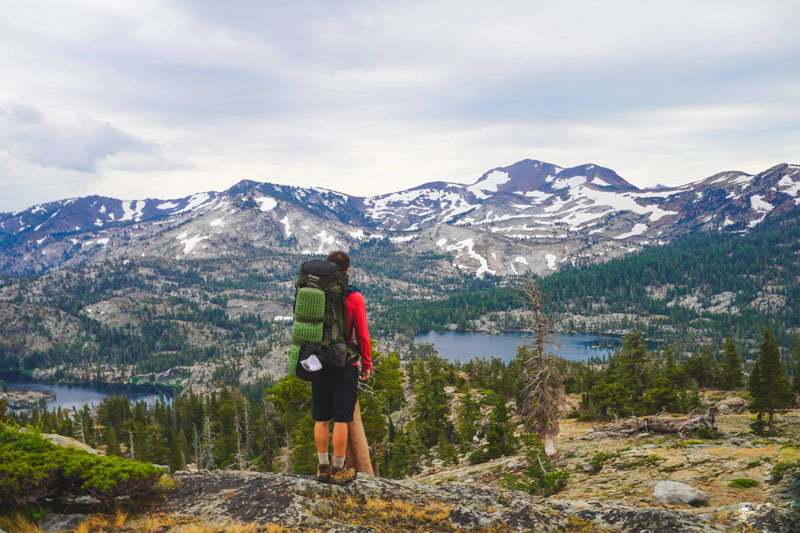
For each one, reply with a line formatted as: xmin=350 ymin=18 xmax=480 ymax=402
xmin=162 ymin=470 xmax=799 ymax=532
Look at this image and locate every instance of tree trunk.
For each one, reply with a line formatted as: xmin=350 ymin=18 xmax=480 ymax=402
xmin=346 ymin=400 xmax=374 ymax=475
xmin=768 ymin=408 xmax=775 ymax=434
xmin=543 ymin=435 xmax=556 ymax=457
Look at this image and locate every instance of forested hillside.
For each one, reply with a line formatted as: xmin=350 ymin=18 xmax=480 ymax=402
xmin=382 ymin=216 xmax=800 ymax=353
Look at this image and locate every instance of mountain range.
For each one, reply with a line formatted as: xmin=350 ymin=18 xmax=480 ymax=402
xmin=2 ymin=159 xmax=799 ymax=277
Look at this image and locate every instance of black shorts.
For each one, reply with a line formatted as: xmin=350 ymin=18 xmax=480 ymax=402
xmin=311 ymin=363 xmax=359 ymax=423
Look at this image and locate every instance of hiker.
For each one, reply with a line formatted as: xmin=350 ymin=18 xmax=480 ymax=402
xmin=311 ymin=250 xmax=371 ymax=485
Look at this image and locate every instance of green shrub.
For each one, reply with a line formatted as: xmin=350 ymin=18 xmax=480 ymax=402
xmin=771 ymin=460 xmax=800 ymax=483
xmin=728 ymin=478 xmax=759 ymax=488
xmin=688 ymin=427 xmax=720 ymax=440
xmin=0 ymin=423 xmax=161 ymax=510
xmin=566 ymin=410 xmax=581 ymax=419
xmin=576 ymin=414 xmax=595 ymax=422
xmin=498 ymin=434 xmax=568 ymax=496
xmin=589 ymin=451 xmax=618 ymax=473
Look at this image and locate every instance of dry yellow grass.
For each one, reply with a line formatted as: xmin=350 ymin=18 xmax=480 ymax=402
xmin=365 ymin=496 xmax=389 ymax=513
xmin=0 ymin=513 xmax=44 ymax=533
xmin=168 ymin=519 xmax=261 ymax=533
xmin=114 ymin=509 xmax=128 ymax=527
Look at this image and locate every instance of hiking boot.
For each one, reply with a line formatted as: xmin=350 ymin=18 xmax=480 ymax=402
xmin=331 ymin=465 xmax=357 ymax=485
xmin=315 ymin=463 xmax=332 ymax=483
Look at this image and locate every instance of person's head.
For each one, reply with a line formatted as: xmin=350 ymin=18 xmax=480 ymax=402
xmin=326 ymin=250 xmax=350 ymax=273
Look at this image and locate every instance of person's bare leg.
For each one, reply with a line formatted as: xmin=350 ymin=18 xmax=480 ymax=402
xmin=314 ymin=421 xmax=330 ymax=453
xmin=332 ymin=422 xmax=348 ymax=457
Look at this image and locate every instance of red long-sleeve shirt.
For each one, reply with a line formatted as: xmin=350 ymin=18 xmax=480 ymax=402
xmin=346 ymin=290 xmax=371 ymax=370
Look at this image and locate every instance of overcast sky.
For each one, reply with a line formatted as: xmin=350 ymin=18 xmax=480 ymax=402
xmin=1 ymin=0 xmax=799 ymax=211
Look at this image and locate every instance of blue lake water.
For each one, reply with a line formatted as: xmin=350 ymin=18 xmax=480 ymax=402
xmin=413 ymin=331 xmax=622 ymax=363
xmin=0 ymin=372 xmax=171 ymax=411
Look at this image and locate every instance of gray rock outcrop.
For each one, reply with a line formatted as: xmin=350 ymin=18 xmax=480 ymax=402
xmin=160 ymin=470 xmax=798 ymax=532
xmin=652 ymin=481 xmax=709 ymax=506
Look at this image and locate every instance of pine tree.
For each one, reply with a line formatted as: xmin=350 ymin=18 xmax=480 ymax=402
xmin=411 ymin=356 xmax=451 ymax=447
xmin=456 ymin=391 xmax=481 ymax=453
xmin=105 ymin=426 xmax=121 ymax=456
xmin=720 ymin=337 xmax=743 ymax=390
xmin=203 ymin=415 xmax=216 ymax=470
xmin=262 ymin=400 xmax=274 ymax=472
xmin=748 ymin=329 xmax=793 ymax=434
xmin=485 ymin=395 xmax=515 ymax=460
xmin=792 ymin=334 xmax=800 ymax=399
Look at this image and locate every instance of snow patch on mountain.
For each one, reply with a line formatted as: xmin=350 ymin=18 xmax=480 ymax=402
xmin=517 ymin=190 xmax=552 ymax=202
xmin=444 ymin=238 xmax=495 ymax=278
xmin=552 ymin=175 xmax=586 ymax=190
xmin=615 ymin=223 xmax=648 ymax=240
xmin=515 ymin=256 xmax=528 ymax=265
xmin=306 ymin=230 xmax=336 ymax=254
xmin=468 ymin=171 xmax=510 ymax=199
xmin=158 ymin=202 xmax=178 ymax=210
xmin=592 ymin=178 xmax=610 ymax=187
xmin=120 ymin=200 xmax=146 ymax=222
xmin=210 ymin=218 xmax=224 ymax=227
xmin=96 ymin=238 xmax=110 ymax=246
xmin=545 ymin=254 xmax=557 ymax=270
xmin=179 ymin=234 xmax=211 ymax=254
xmin=255 ymin=197 xmax=277 ymax=212
xmin=750 ymin=195 xmax=774 ymax=213
xmin=390 ymin=235 xmax=415 ymax=243
xmin=777 ymin=175 xmax=800 ymax=197
xmin=176 ymin=193 xmax=211 ymax=214
xmin=280 ymin=216 xmax=292 ymax=238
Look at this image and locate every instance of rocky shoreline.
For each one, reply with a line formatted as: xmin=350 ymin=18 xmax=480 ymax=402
xmin=0 ymin=388 xmax=55 ymax=410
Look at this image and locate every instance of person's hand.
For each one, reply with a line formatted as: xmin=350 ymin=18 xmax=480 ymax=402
xmin=360 ymin=366 xmax=371 ymax=381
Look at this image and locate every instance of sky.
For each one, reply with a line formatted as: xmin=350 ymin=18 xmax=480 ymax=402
xmin=1 ymin=0 xmax=799 ymax=212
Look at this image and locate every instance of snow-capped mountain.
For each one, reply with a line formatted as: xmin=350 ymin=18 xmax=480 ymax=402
xmin=1 ymin=159 xmax=798 ymax=277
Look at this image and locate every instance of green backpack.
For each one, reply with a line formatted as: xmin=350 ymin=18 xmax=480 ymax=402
xmin=289 ymin=259 xmax=359 ymax=375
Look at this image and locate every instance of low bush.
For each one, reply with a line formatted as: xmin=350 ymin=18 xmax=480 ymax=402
xmin=687 ymin=427 xmax=720 ymax=440
xmin=771 ymin=460 xmax=800 ymax=483
xmin=668 ymin=439 xmax=706 ymax=449
xmin=727 ymin=478 xmax=759 ymax=488
xmin=589 ymin=451 xmax=618 ymax=473
xmin=0 ymin=423 xmax=161 ymax=511
xmin=499 ymin=434 xmax=569 ymax=496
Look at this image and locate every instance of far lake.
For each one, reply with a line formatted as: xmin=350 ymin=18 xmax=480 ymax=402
xmin=0 ymin=372 xmax=172 ymax=411
xmin=413 ymin=331 xmax=622 ymax=363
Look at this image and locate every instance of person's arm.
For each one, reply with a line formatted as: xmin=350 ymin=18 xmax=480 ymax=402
xmin=349 ymin=292 xmax=372 ymax=379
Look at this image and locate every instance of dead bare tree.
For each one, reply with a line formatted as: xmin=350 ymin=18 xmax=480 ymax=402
xmin=519 ymin=274 xmax=566 ymax=456
xmin=262 ymin=399 xmax=274 ymax=472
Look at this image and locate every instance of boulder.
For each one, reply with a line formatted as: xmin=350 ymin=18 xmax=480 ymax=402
xmin=41 ymin=433 xmax=101 ymax=455
xmin=449 ymin=505 xmax=498 ymax=531
xmin=652 ymin=481 xmax=709 ymax=506
xmin=661 ymin=455 xmax=687 ymax=470
xmin=716 ymin=397 xmax=747 ymax=415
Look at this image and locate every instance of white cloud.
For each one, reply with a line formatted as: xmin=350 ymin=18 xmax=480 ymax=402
xmin=0 ymin=0 xmax=798 ymax=211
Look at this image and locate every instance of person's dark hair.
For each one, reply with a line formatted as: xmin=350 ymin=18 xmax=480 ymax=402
xmin=326 ymin=250 xmax=350 ymax=271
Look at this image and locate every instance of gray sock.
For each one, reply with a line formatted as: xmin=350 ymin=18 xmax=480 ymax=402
xmin=333 ymin=455 xmax=345 ymax=469
xmin=318 ymin=452 xmax=329 ymax=465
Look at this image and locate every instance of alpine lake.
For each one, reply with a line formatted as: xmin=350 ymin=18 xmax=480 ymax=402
xmin=412 ymin=330 xmax=624 ymax=363
xmin=0 ymin=372 xmax=172 ymax=412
